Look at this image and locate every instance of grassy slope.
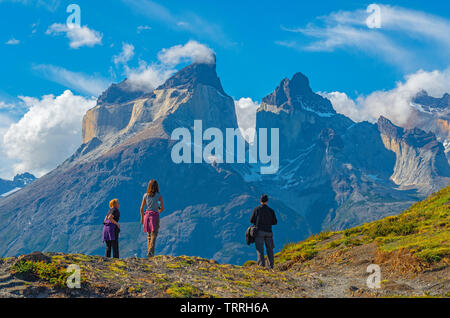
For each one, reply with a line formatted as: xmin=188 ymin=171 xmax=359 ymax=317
xmin=275 ymin=186 xmax=450 ymax=268
xmin=2 ymin=187 xmax=449 ymax=298
xmin=4 ymin=253 xmax=313 ymax=298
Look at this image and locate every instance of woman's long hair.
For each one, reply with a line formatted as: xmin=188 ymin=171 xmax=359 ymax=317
xmin=147 ymin=179 xmax=159 ymax=197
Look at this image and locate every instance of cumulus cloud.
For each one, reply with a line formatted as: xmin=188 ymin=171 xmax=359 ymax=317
xmin=32 ymin=64 xmax=110 ymax=96
xmin=46 ymin=23 xmax=102 ymax=49
xmin=319 ymin=91 xmax=363 ymax=122
xmin=113 ymin=43 xmax=135 ymax=66
xmin=0 ymin=113 xmax=16 ymax=178
xmin=0 ymin=113 xmax=13 ymax=133
xmin=2 ymin=91 xmax=96 ymax=177
xmin=5 ymin=38 xmax=20 ymax=45
xmin=320 ymin=68 xmax=450 ymax=126
xmin=158 ymin=40 xmax=215 ymax=66
xmin=124 ymin=62 xmax=174 ymax=92
xmin=279 ymin=4 xmax=450 ymax=69
xmin=234 ymin=98 xmax=259 ymax=143
xmin=122 ymin=41 xmax=214 ymax=93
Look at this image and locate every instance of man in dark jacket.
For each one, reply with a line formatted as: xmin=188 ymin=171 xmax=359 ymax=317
xmin=250 ymin=194 xmax=277 ymax=269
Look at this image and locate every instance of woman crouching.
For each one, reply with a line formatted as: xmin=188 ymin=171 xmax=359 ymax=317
xmin=102 ymin=199 xmax=121 ymax=258
xmin=140 ymin=180 xmax=164 ymax=258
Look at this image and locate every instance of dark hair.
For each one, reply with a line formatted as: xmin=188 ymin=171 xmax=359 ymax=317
xmin=147 ymin=179 xmax=159 ymax=197
xmin=260 ymin=194 xmax=269 ymax=203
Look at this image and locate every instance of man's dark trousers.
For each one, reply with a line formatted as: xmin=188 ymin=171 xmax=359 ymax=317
xmin=255 ymin=230 xmax=274 ymax=268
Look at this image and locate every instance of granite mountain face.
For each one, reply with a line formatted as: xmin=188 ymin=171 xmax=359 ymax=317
xmin=0 ymin=60 xmax=448 ymax=264
xmin=407 ymin=90 xmax=450 ymax=160
xmin=245 ymin=73 xmax=446 ymax=232
xmin=378 ymin=116 xmax=450 ymax=194
xmin=0 ymin=61 xmax=309 ymax=264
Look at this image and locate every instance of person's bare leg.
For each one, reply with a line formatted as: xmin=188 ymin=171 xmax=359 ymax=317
xmin=149 ymin=231 xmax=158 ymax=256
xmin=147 ymin=233 xmax=153 ymax=257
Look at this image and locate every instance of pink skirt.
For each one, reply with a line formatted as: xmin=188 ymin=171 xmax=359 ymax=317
xmin=143 ymin=210 xmax=159 ymax=233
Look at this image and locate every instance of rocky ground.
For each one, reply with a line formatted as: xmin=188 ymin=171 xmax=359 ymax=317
xmin=2 ymin=187 xmax=448 ymax=298
xmin=0 ymin=248 xmax=448 ymax=298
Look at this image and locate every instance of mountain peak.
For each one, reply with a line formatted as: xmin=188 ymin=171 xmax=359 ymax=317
xmin=156 ymin=59 xmax=226 ymax=95
xmin=97 ymin=79 xmax=147 ymax=106
xmin=412 ymin=90 xmax=450 ymax=110
xmin=377 ymin=116 xmax=438 ymax=148
xmin=13 ymin=172 xmax=36 ymax=184
xmin=261 ymin=72 xmax=335 ymax=116
xmin=262 ymin=72 xmax=313 ymax=106
xmin=290 ymin=72 xmax=313 ymax=95
xmin=377 ymin=116 xmax=403 ymax=138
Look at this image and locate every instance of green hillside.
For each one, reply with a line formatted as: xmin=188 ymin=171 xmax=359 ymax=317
xmin=276 ymin=186 xmax=450 ymax=269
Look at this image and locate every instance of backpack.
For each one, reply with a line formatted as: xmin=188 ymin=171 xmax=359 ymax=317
xmin=245 ymin=225 xmax=257 ymax=245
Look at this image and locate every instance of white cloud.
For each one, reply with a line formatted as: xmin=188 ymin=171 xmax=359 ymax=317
xmin=124 ymin=62 xmax=174 ymax=93
xmin=292 ymin=24 xmax=413 ymax=67
xmin=0 ymin=113 xmax=16 ymax=179
xmin=372 ymin=5 xmax=450 ymax=48
xmin=157 ymin=40 xmax=215 ymax=66
xmin=5 ymin=38 xmax=20 ymax=45
xmin=280 ymin=4 xmax=450 ymax=69
xmin=122 ymin=41 xmax=214 ymax=93
xmin=46 ymin=23 xmax=102 ymax=49
xmin=2 ymin=90 xmax=96 ymax=177
xmin=320 ymin=68 xmax=450 ymax=126
xmin=0 ymin=113 xmax=13 ymax=132
xmin=234 ymin=98 xmax=259 ymax=143
xmin=32 ymin=64 xmax=110 ymax=96
xmin=113 ymin=43 xmax=135 ymax=66
xmin=319 ymin=91 xmax=364 ymax=122
xmin=0 ymin=101 xmax=15 ymax=110
xmin=137 ymin=25 xmax=151 ymax=33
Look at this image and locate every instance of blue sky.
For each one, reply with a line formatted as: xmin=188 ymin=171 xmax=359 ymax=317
xmin=0 ymin=0 xmax=449 ymax=178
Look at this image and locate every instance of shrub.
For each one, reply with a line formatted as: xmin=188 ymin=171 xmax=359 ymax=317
xmin=12 ymin=260 xmax=70 ymax=288
xmin=369 ymin=221 xmax=416 ymax=238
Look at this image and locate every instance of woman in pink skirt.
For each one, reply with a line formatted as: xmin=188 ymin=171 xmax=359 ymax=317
xmin=140 ymin=179 xmax=164 ymax=258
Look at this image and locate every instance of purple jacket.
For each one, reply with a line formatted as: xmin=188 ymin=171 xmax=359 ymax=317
xmin=102 ymin=220 xmax=118 ymax=242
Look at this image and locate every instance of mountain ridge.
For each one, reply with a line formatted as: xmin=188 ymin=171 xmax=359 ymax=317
xmin=0 ymin=173 xmax=36 ymax=198
xmin=0 ymin=60 xmax=448 ymax=264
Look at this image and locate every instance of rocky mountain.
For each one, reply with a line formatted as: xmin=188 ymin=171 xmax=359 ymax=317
xmin=245 ymin=73 xmax=439 ymax=232
xmin=378 ymin=116 xmax=450 ymax=194
xmin=0 ymin=173 xmax=36 ymax=198
xmin=0 ymin=60 xmax=309 ymax=265
xmin=0 ymin=59 xmax=448 ymax=264
xmin=406 ymin=90 xmax=450 ymax=160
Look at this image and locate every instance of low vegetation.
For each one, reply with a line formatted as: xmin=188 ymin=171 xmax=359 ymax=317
xmin=1 ymin=187 xmax=448 ymax=298
xmin=276 ymin=186 xmax=450 ymax=267
xmin=11 ymin=260 xmax=70 ymax=288
xmin=165 ymin=283 xmax=203 ymax=298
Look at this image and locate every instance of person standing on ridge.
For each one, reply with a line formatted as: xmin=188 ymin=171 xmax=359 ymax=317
xmin=250 ymin=194 xmax=277 ymax=269
xmin=102 ymin=199 xmax=121 ymax=258
xmin=140 ymin=179 xmax=164 ymax=258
